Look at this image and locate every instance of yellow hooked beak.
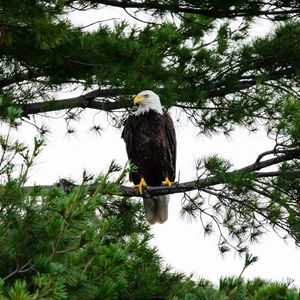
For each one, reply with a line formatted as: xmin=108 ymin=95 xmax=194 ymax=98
xmin=133 ymin=95 xmax=145 ymax=105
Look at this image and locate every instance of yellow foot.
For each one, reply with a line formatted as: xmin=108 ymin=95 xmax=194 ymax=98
xmin=162 ymin=177 xmax=175 ymax=187
xmin=133 ymin=177 xmax=147 ymax=194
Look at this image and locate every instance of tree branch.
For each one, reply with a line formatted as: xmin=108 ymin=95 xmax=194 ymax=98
xmin=87 ymin=0 xmax=300 ymax=19
xmin=20 ymin=88 xmax=130 ymax=116
xmin=25 ymin=149 xmax=300 ymax=197
xmin=0 ymin=70 xmax=45 ymax=88
xmin=18 ymin=67 xmax=296 ymax=116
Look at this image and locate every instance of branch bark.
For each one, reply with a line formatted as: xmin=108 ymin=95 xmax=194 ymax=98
xmin=25 ymin=150 xmax=300 ymax=197
xmin=119 ymin=149 xmax=300 ymax=197
xmin=88 ymin=0 xmax=300 ymax=19
xmin=0 ymin=70 xmax=45 ymax=88
xmin=18 ymin=67 xmax=296 ymax=116
xmin=20 ymin=88 xmax=130 ymax=116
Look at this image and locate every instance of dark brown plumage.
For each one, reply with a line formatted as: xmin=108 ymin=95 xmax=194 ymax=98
xmin=122 ymin=110 xmax=176 ymax=186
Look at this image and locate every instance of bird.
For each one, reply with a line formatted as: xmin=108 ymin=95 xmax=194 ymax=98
xmin=122 ymin=90 xmax=176 ymax=224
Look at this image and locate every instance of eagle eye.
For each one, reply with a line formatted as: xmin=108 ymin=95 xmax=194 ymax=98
xmin=143 ymin=94 xmax=149 ymax=98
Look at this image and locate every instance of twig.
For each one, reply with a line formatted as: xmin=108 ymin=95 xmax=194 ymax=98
xmin=3 ymin=258 xmax=33 ymax=281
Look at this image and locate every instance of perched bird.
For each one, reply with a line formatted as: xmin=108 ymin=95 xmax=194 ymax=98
xmin=122 ymin=90 xmax=176 ymax=224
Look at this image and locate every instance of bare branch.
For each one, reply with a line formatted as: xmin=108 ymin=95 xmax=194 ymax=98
xmin=20 ymin=88 xmax=131 ymax=116
xmin=24 ymin=149 xmax=300 ymax=197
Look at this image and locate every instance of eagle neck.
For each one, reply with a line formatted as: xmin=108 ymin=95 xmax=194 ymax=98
xmin=135 ymin=106 xmax=163 ymax=116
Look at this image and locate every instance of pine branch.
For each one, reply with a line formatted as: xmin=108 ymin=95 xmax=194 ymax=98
xmin=0 ymin=70 xmax=45 ymax=88
xmin=18 ymin=66 xmax=296 ymax=116
xmin=87 ymin=0 xmax=300 ymax=19
xmin=20 ymin=88 xmax=130 ymax=116
xmin=24 ymin=149 xmax=300 ymax=197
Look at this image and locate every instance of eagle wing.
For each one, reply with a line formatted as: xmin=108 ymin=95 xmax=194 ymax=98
xmin=121 ymin=116 xmax=135 ymax=181
xmin=164 ymin=112 xmax=176 ymax=180
xmin=121 ymin=116 xmax=134 ymax=159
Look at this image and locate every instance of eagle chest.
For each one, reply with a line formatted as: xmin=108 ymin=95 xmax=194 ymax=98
xmin=134 ymin=116 xmax=164 ymax=162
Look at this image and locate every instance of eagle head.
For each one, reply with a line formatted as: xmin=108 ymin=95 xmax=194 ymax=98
xmin=134 ymin=90 xmax=163 ymax=116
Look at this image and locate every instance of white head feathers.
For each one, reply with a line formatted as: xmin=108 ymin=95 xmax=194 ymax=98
xmin=134 ymin=90 xmax=163 ymax=116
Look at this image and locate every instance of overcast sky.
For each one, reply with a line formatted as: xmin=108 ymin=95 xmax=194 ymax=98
xmin=14 ymin=5 xmax=300 ymax=287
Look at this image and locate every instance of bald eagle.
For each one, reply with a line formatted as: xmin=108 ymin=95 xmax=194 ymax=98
xmin=122 ymin=90 xmax=176 ymax=224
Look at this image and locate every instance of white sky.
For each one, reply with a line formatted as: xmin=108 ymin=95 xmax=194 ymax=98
xmin=12 ymin=5 xmax=300 ymax=287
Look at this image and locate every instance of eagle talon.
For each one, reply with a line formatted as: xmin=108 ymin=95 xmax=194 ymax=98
xmin=133 ymin=177 xmax=147 ymax=194
xmin=162 ymin=177 xmax=175 ymax=187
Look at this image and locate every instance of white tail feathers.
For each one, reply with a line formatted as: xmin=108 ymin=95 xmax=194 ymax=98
xmin=143 ymin=195 xmax=169 ymax=224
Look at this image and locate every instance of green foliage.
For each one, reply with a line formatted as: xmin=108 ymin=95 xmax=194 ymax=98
xmin=0 ymin=135 xmax=163 ymax=298
xmin=0 ymin=131 xmax=201 ymax=298
xmin=0 ymin=166 xmax=299 ymax=300
xmin=275 ymin=97 xmax=300 ymax=142
xmin=1 ymin=1 xmax=300 ymax=134
xmin=1 ymin=1 xmax=300 ymax=297
xmin=0 ymin=94 xmax=22 ymax=127
xmin=0 ymin=123 xmax=298 ymax=299
xmin=204 ymin=155 xmax=232 ymax=176
xmin=181 ymin=151 xmax=300 ymax=253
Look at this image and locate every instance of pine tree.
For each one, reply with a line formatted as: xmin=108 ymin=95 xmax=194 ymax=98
xmin=1 ymin=0 xmax=300 ymax=297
